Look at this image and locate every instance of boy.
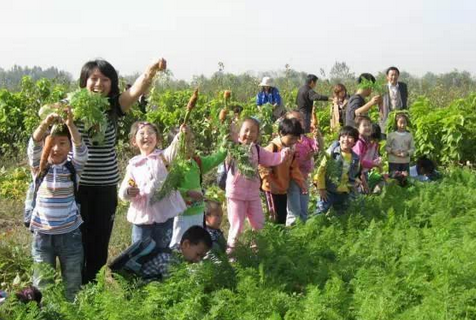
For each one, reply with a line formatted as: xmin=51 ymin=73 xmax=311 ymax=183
xmin=314 ymin=126 xmax=360 ymax=215
xmin=168 ymin=127 xmax=227 ymax=249
xmin=27 ymin=108 xmax=88 ymax=301
xmin=345 ymin=73 xmax=381 ymax=128
xmin=139 ymin=226 xmax=212 ymax=279
xmin=260 ymin=118 xmax=306 ymax=224
xmin=204 ymin=200 xmax=227 ymax=253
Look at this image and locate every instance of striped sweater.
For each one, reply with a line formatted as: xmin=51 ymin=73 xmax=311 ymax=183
xmin=27 ymin=138 xmax=88 ymax=235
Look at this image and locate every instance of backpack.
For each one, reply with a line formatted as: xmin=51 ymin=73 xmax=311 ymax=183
xmin=217 ymin=145 xmax=260 ymax=190
xmin=24 ymin=161 xmax=78 ymax=228
xmin=108 ymin=237 xmax=172 ymax=275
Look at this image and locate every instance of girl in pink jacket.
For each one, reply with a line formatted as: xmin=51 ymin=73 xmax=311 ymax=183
xmin=226 ymin=118 xmax=291 ymax=250
xmin=119 ymin=121 xmax=187 ymax=249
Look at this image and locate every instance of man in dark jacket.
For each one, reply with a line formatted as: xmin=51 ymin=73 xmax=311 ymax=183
xmin=296 ymin=74 xmax=329 ymax=133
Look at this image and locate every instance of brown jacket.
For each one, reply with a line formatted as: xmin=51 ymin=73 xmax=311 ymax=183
xmin=259 ymin=138 xmax=306 ymax=195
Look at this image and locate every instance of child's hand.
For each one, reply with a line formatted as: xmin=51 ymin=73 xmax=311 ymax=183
xmin=127 ymin=187 xmax=140 ymax=197
xmin=43 ymin=113 xmax=60 ymax=127
xmin=282 ymin=147 xmax=293 ymax=161
xmin=373 ymin=157 xmax=382 ymax=166
xmin=371 ymin=95 xmax=381 ymax=105
xmin=319 ymin=189 xmax=328 ymax=202
xmin=187 ymin=190 xmax=203 ymax=201
xmin=64 ymin=106 xmax=74 ymax=127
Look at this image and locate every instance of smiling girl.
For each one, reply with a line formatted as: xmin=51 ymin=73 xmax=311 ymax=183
xmin=77 ymin=58 xmax=166 ymax=284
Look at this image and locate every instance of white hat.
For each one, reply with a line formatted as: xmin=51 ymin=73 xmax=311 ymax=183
xmin=259 ymin=76 xmax=275 ymax=87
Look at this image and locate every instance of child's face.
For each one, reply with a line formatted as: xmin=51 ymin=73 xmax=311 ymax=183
xmin=48 ymin=136 xmax=72 ymax=165
xmin=387 ymin=70 xmax=399 ymax=85
xmin=280 ymin=134 xmax=299 ymax=148
xmin=339 ymin=134 xmax=356 ymax=152
xmin=396 ymin=117 xmax=407 ymax=131
xmin=239 ymin=121 xmax=259 ymax=145
xmin=181 ymin=240 xmax=209 ymax=263
xmin=358 ymin=120 xmax=372 ymax=137
xmin=134 ymin=124 xmax=158 ymax=155
xmin=86 ymin=68 xmax=112 ymax=97
xmin=205 ymin=207 xmax=223 ymax=229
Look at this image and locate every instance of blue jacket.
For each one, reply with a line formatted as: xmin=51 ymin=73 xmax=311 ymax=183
xmin=325 ymin=141 xmax=360 ymax=193
xmin=256 ymin=87 xmax=282 ymax=106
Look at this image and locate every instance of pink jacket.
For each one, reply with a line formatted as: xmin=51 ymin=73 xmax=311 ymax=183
xmin=352 ymin=136 xmax=379 ymax=172
xmin=226 ymin=143 xmax=286 ymax=201
xmin=294 ymin=135 xmax=319 ymax=179
xmin=118 ymin=135 xmax=187 ymax=225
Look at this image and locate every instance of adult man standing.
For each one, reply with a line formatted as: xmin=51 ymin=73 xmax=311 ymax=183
xmin=296 ymin=74 xmax=329 ymax=133
xmin=379 ymin=66 xmax=408 ymax=132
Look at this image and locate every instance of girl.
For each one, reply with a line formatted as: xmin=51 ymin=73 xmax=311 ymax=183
xmin=330 ymin=83 xmax=349 ymax=132
xmin=77 ymin=58 xmax=166 ymax=284
xmin=385 ymin=113 xmax=415 ymax=175
xmin=119 ymin=122 xmax=187 ymax=249
xmin=225 ymin=118 xmax=291 ymax=250
xmin=352 ymin=116 xmax=382 ymax=193
xmin=284 ymin=110 xmax=323 ymax=225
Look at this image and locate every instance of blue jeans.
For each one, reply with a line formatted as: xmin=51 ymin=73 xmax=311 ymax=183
xmin=31 ymin=228 xmax=83 ymax=301
xmin=286 ymin=180 xmax=310 ymax=226
xmin=132 ymin=217 xmax=174 ymax=249
xmin=315 ymin=191 xmax=350 ymax=215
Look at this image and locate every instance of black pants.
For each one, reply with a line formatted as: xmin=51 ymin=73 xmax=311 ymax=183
xmin=272 ymin=194 xmax=288 ymax=225
xmin=389 ymin=162 xmax=410 ymax=173
xmin=78 ymin=185 xmax=117 ymax=284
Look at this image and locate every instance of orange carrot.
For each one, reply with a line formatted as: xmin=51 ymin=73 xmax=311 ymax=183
xmin=183 ymin=88 xmax=199 ymax=124
xmin=39 ymin=135 xmax=54 ymax=174
xmin=219 ymin=108 xmax=228 ymax=123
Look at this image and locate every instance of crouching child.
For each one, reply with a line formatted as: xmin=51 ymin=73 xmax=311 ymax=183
xmin=313 ymin=126 xmax=360 ymax=215
xmin=109 ymin=226 xmax=212 ymax=280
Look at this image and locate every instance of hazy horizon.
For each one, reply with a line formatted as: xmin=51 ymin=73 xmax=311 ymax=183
xmin=2 ymin=0 xmax=475 ymax=81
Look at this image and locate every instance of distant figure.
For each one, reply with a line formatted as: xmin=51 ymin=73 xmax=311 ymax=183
xmin=256 ymin=76 xmax=284 ymax=120
xmin=379 ymin=66 xmax=408 ymax=133
xmin=296 ymin=74 xmax=329 ymax=133
xmin=330 ymin=83 xmax=349 ymax=132
xmin=345 ymin=73 xmax=381 ymax=128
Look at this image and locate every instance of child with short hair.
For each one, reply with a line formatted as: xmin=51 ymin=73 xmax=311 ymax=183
xmin=314 ymin=126 xmax=361 ymax=215
xmin=204 ymin=200 xmax=227 ymax=253
xmin=410 ymin=156 xmax=439 ymax=182
xmin=345 ymin=73 xmax=381 ymax=128
xmin=260 ymin=118 xmax=306 ymax=225
xmin=28 ymin=108 xmax=88 ymax=301
xmin=386 ymin=113 xmax=415 ymax=175
xmin=226 ymin=117 xmax=291 ymax=250
xmin=352 ymin=116 xmax=382 ymax=193
xmin=113 ymin=225 xmax=212 ymax=280
xmin=118 ymin=121 xmax=187 ymax=249
xmin=168 ymin=127 xmax=227 ymax=249
xmin=284 ymin=111 xmax=323 ymax=225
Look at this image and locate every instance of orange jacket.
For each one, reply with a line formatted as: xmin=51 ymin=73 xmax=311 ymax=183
xmin=259 ymin=138 xmax=306 ymax=195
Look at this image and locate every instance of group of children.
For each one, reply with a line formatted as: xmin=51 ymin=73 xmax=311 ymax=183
xmin=23 ymin=62 xmax=441 ymax=302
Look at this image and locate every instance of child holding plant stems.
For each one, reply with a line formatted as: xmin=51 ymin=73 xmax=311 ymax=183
xmin=118 ymin=121 xmax=187 ymax=249
xmin=76 ymin=57 xmax=167 ymax=284
xmin=283 ymin=110 xmax=322 ymax=225
xmin=345 ymin=73 xmax=381 ymax=128
xmin=260 ymin=118 xmax=306 ymax=225
xmin=225 ymin=117 xmax=292 ymax=251
xmin=28 ymin=107 xmax=88 ymax=301
xmin=168 ymin=126 xmax=227 ymax=249
xmin=352 ymin=116 xmax=382 ymax=193
xmin=314 ymin=126 xmax=361 ymax=215
xmin=386 ymin=113 xmax=415 ymax=175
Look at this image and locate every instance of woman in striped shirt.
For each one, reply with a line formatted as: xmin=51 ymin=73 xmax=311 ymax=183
xmin=77 ymin=58 xmax=166 ymax=284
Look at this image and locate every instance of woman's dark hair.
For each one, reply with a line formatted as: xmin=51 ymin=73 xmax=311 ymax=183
xmin=333 ymin=83 xmax=347 ymax=97
xmin=357 ymin=73 xmax=376 ymax=84
xmin=79 ymin=60 xmax=120 ymax=97
xmin=370 ymin=123 xmax=382 ymax=141
xmin=339 ymin=125 xmax=359 ymax=141
xmin=278 ymin=118 xmax=304 ymax=137
xmin=306 ymin=74 xmax=318 ymax=85
xmin=181 ymin=226 xmax=212 ymax=249
xmin=386 ymin=66 xmax=400 ymax=75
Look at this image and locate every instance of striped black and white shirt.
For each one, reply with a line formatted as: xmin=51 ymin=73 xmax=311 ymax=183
xmin=76 ymin=96 xmax=125 ymax=187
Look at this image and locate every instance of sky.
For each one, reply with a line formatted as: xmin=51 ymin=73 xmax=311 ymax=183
xmin=1 ymin=0 xmax=475 ymax=81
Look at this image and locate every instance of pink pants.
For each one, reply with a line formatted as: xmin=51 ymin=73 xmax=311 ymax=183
xmin=226 ymin=197 xmax=265 ymax=248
